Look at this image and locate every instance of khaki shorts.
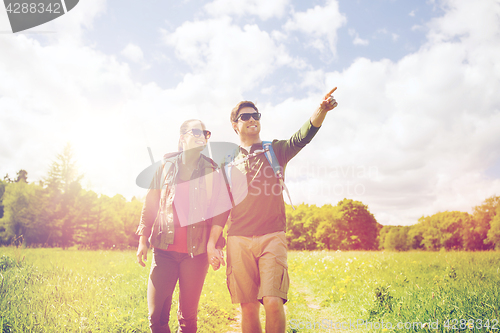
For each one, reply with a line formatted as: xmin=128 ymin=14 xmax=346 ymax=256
xmin=226 ymin=231 xmax=289 ymax=304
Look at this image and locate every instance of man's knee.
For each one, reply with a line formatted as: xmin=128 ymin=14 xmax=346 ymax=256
xmin=262 ymin=296 xmax=284 ymax=313
xmin=241 ymin=302 xmax=260 ymax=315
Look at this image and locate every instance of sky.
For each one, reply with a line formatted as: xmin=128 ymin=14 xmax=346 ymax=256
xmin=1 ymin=0 xmax=500 ymax=226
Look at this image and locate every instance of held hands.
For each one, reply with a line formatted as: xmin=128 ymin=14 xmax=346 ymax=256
xmin=319 ymin=87 xmax=338 ymax=112
xmin=208 ymin=246 xmax=225 ymax=271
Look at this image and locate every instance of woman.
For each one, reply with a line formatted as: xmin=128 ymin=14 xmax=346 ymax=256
xmin=136 ymin=119 xmax=226 ymax=333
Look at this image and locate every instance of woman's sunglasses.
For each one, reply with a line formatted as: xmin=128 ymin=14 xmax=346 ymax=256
xmin=235 ymin=112 xmax=262 ymax=122
xmin=185 ymin=128 xmax=211 ymax=139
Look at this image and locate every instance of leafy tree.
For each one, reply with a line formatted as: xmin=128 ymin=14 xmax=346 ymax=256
xmin=315 ymin=207 xmax=346 ymax=250
xmin=90 ymin=194 xmax=123 ymax=249
xmin=42 ymin=143 xmax=83 ymax=248
xmin=122 ymin=196 xmax=144 ymax=248
xmin=15 ymin=170 xmax=28 ymax=183
xmin=485 ymin=205 xmax=500 ymax=249
xmin=378 ymin=226 xmax=390 ymax=250
xmin=473 ymin=195 xmax=500 ymax=250
xmin=73 ymin=189 xmax=100 ymax=247
xmin=407 ymin=224 xmax=425 ymax=249
xmin=58 ymin=182 xmax=85 ymax=248
xmin=416 ymin=211 xmax=470 ymax=251
xmin=314 ymin=199 xmax=380 ymax=250
xmin=337 ymin=199 xmax=380 ymax=250
xmin=0 ymin=179 xmax=7 ymax=220
xmin=379 ymin=226 xmax=409 ymax=251
xmin=286 ymin=203 xmax=322 ymax=250
xmin=0 ymin=181 xmax=47 ymax=246
xmin=44 ymin=143 xmax=81 ymax=192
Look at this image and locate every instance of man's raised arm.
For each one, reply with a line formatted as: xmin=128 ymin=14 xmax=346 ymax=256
xmin=311 ymin=87 xmax=338 ymax=127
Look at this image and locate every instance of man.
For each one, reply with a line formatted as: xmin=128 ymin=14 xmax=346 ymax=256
xmin=208 ymin=88 xmax=338 ymax=333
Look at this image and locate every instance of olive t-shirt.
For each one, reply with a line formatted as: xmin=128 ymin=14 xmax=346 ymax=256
xmin=213 ymin=120 xmax=320 ymax=236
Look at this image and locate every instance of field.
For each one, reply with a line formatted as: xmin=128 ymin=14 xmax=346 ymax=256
xmin=0 ymin=248 xmax=499 ymax=332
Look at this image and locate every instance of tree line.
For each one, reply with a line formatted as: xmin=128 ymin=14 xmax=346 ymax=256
xmin=1 ymin=145 xmax=499 ymax=250
xmin=377 ymin=196 xmax=500 ymax=251
xmin=286 ymin=197 xmax=500 ymax=251
xmin=0 ymin=144 xmax=142 ymax=249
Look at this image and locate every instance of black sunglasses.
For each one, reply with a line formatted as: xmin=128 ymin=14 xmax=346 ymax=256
xmin=235 ymin=112 xmax=262 ymax=122
xmin=185 ymin=128 xmax=211 ymax=139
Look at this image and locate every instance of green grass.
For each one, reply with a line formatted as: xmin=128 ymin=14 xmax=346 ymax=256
xmin=1 ymin=248 xmax=499 ymax=332
xmin=286 ymin=251 xmax=500 ymax=332
xmin=0 ymin=247 xmax=234 ymax=332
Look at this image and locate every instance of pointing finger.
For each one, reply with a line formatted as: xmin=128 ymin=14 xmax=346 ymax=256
xmin=324 ymin=87 xmax=337 ymax=100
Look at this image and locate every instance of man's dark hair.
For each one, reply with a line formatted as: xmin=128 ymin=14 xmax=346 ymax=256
xmin=230 ymin=101 xmax=258 ymax=123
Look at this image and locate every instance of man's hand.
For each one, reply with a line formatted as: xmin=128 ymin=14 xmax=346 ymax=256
xmin=311 ymin=87 xmax=338 ymax=127
xmin=208 ymin=244 xmax=225 ymax=271
xmin=207 ymin=225 xmax=225 ymax=271
xmin=319 ymin=87 xmax=338 ymax=112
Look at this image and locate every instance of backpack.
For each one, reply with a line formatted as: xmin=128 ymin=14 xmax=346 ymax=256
xmin=223 ymin=141 xmax=295 ymax=209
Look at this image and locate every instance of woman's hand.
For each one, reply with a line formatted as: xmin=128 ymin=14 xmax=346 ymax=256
xmin=137 ymin=236 xmax=148 ymax=267
xmin=208 ymin=245 xmax=225 ymax=271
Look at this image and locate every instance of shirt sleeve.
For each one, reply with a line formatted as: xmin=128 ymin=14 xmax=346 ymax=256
xmin=135 ymin=163 xmax=163 ymax=237
xmin=274 ymin=119 xmax=320 ymax=166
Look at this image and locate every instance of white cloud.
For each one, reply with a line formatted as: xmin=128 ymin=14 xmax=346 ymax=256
xmin=1 ymin=0 xmax=500 ymax=228
xmin=349 ymin=29 xmax=369 ymax=46
xmin=376 ymin=28 xmax=399 ymax=42
xmin=300 ymin=69 xmax=326 ymax=90
xmin=204 ymin=0 xmax=290 ymax=20
xmin=38 ymin=0 xmax=107 ymax=43
xmin=162 ymin=17 xmax=295 ymax=94
xmin=284 ymin=0 xmax=347 ymax=55
xmin=282 ymin=0 xmax=500 ymax=225
xmin=0 ymin=34 xmax=142 ymax=191
xmin=121 ymin=43 xmax=144 ymax=63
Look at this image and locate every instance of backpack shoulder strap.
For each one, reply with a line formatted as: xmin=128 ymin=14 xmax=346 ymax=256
xmin=262 ymin=141 xmax=295 ymax=210
xmin=262 ymin=141 xmax=283 ymax=179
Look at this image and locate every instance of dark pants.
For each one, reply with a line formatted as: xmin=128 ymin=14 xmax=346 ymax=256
xmin=148 ymin=249 xmax=209 ymax=333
